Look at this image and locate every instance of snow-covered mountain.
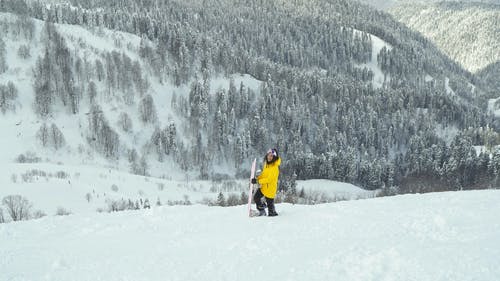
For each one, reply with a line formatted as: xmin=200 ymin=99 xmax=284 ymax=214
xmin=1 ymin=1 xmax=499 ymax=279
xmin=0 ymin=11 xmax=266 ymax=178
xmin=389 ymin=1 xmax=500 ymax=74
xmin=2 ymin=190 xmax=500 ymax=281
xmin=356 ymin=0 xmax=500 ymax=11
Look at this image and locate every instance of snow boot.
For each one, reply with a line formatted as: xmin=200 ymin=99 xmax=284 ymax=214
xmin=258 ymin=209 xmax=267 ymax=216
xmin=268 ymin=210 xmax=278 ymax=217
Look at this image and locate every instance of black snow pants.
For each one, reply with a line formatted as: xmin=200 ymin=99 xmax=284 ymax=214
xmin=254 ymin=188 xmax=276 ymax=213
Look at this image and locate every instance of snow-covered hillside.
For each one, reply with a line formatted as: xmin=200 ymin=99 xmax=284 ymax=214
xmin=0 ymin=10 xmax=373 ymax=221
xmin=2 ymin=0 xmax=497 ymax=192
xmin=389 ymin=2 xmax=499 ymax=73
xmin=0 ymin=11 xmax=263 ymax=177
xmin=1 ymin=190 xmax=499 ymax=281
xmin=356 ymin=0 xmax=499 ymax=11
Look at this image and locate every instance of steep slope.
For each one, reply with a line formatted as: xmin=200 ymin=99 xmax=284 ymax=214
xmin=0 ymin=11 xmax=263 ymax=178
xmin=1 ymin=190 xmax=500 ymax=281
xmin=389 ymin=2 xmax=500 ymax=74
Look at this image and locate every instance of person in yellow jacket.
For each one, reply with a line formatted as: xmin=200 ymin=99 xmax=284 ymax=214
xmin=251 ymin=148 xmax=281 ymax=216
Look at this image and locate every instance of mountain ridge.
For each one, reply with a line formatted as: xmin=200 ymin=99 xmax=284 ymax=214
xmin=389 ymin=1 xmax=500 ymax=74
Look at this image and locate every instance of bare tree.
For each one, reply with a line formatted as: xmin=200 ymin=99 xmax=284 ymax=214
xmin=32 ymin=210 xmax=46 ymax=219
xmin=36 ymin=123 xmax=65 ymax=150
xmin=138 ymin=94 xmax=158 ymax=124
xmin=36 ymin=123 xmax=50 ymax=146
xmin=87 ymin=105 xmax=120 ymax=158
xmin=226 ymin=194 xmax=240 ymax=206
xmin=95 ymin=59 xmax=105 ymax=82
xmin=139 ymin=154 xmax=149 ymax=176
xmin=118 ymin=112 xmax=133 ymax=132
xmin=2 ymin=195 xmax=32 ymax=221
xmin=55 ymin=207 xmax=71 ymax=216
xmin=87 ymin=81 xmax=98 ymax=106
xmin=17 ymin=45 xmax=31 ymax=59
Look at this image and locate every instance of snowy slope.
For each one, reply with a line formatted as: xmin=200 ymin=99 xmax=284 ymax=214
xmin=1 ymin=190 xmax=499 ymax=281
xmin=0 ymin=12 xmax=264 ymax=178
xmin=353 ymin=30 xmax=392 ymax=89
xmin=296 ymin=179 xmax=376 ymax=200
xmin=389 ymin=2 xmax=499 ymax=73
xmin=488 ymin=98 xmax=500 ymax=117
xmin=356 ymin=0 xmax=499 ymax=11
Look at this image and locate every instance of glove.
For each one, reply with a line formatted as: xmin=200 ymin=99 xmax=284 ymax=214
xmin=251 ymin=178 xmax=257 ymax=184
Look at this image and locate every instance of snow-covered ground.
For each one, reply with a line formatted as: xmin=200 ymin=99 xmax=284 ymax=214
xmin=487 ymin=97 xmax=500 ymax=118
xmin=0 ymin=161 xmax=371 ymax=216
xmin=1 ymin=190 xmax=499 ymax=281
xmin=296 ymin=179 xmax=376 ymax=200
xmin=353 ymin=30 xmax=392 ymax=89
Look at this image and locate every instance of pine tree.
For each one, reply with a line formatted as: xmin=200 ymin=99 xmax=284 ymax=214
xmin=0 ymin=38 xmax=7 ymax=73
xmin=240 ymin=191 xmax=248 ymax=205
xmin=216 ymin=192 xmax=225 ymax=207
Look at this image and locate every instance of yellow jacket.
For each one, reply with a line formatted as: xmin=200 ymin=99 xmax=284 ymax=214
xmin=257 ymin=157 xmax=281 ymax=199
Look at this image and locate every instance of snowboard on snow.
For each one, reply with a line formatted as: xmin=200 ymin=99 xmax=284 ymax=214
xmin=247 ymin=158 xmax=257 ymax=217
xmin=247 ymin=159 xmax=278 ymax=217
xmin=249 ymin=209 xmax=262 ymax=217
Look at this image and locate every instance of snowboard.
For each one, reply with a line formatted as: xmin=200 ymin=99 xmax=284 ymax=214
xmin=247 ymin=158 xmax=256 ymax=217
xmin=249 ymin=209 xmax=262 ymax=217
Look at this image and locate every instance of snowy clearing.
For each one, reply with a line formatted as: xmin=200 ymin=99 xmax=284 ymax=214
xmin=353 ymin=30 xmax=392 ymax=89
xmin=1 ymin=190 xmax=499 ymax=281
xmin=487 ymin=97 xmax=500 ymax=118
xmin=296 ymin=179 xmax=377 ymax=200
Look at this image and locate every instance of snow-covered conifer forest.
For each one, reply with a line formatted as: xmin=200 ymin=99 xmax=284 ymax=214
xmin=1 ymin=0 xmax=499 ymax=194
